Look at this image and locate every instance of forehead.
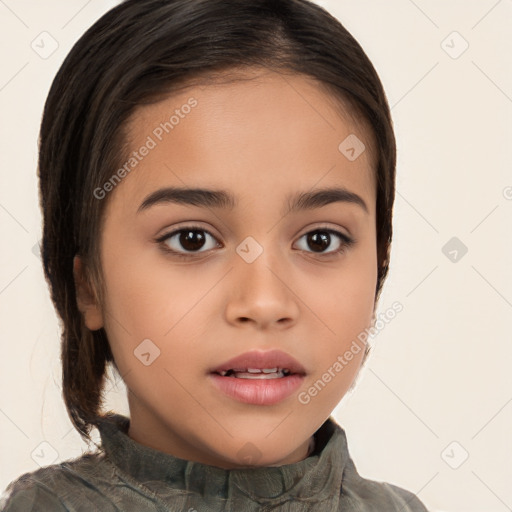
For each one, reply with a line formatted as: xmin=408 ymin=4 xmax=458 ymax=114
xmin=113 ymin=69 xmax=376 ymax=217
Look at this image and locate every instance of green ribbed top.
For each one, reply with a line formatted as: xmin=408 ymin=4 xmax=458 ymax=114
xmin=1 ymin=413 xmax=429 ymax=511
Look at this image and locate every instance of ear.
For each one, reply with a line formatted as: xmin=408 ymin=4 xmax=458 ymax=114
xmin=73 ymin=255 xmax=104 ymax=331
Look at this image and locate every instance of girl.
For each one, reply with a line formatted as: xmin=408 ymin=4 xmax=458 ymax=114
xmin=1 ymin=0 xmax=429 ymax=510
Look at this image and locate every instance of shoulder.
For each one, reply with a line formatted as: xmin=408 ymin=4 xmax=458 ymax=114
xmin=384 ymin=482 xmax=429 ymax=511
xmin=324 ymin=419 xmax=428 ymax=511
xmin=341 ymin=458 xmax=429 ymax=511
xmin=0 ymin=452 xmax=116 ymax=512
xmin=1 ymin=476 xmax=68 ymax=512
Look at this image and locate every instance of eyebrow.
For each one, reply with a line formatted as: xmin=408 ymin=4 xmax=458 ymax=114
xmin=137 ymin=186 xmax=369 ymax=215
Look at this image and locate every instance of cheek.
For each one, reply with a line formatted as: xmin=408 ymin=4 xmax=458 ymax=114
xmin=98 ymin=246 xmax=215 ymax=366
xmin=328 ymin=269 xmax=376 ymax=331
xmin=309 ymin=241 xmax=377 ymax=375
xmin=300 ymin=265 xmax=374 ymax=414
xmin=327 ymin=240 xmax=378 ymax=327
xmin=100 ymin=241 xmax=178 ymax=321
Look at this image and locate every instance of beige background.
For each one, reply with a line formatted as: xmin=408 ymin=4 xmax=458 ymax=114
xmin=0 ymin=1 xmax=511 ymax=511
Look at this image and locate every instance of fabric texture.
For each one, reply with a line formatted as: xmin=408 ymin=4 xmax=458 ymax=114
xmin=1 ymin=413 xmax=429 ymax=511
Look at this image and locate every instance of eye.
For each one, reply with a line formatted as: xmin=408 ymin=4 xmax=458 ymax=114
xmin=156 ymin=225 xmax=221 ymax=258
xmin=156 ymin=224 xmax=355 ymax=260
xmin=294 ymin=227 xmax=355 ymax=256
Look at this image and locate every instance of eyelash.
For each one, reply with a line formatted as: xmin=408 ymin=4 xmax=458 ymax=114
xmin=155 ymin=224 xmax=356 ymax=260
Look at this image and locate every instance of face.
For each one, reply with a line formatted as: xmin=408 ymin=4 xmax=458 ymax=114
xmin=78 ymin=68 xmax=378 ymax=469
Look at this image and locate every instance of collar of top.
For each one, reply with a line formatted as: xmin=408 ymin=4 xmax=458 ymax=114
xmin=95 ymin=413 xmax=349 ymax=505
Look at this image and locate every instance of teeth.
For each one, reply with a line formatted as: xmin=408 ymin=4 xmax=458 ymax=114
xmin=247 ymin=368 xmax=278 ymax=373
xmin=216 ymin=368 xmax=292 ymax=378
xmin=234 ymin=369 xmax=286 ymax=379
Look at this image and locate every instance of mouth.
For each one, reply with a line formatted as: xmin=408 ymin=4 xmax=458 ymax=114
xmin=208 ymin=349 xmax=306 ymax=405
xmin=214 ymin=368 xmax=294 ymax=379
xmin=210 ymin=348 xmax=306 ymax=376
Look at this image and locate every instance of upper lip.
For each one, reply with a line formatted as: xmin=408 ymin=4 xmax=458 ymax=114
xmin=210 ymin=349 xmax=306 ymax=375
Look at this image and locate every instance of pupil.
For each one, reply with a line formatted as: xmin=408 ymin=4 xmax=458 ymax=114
xmin=308 ymin=231 xmax=330 ymax=252
xmin=180 ymin=230 xmax=205 ymax=251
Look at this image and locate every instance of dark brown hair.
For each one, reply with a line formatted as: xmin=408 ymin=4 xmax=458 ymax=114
xmin=39 ymin=0 xmax=396 ymax=442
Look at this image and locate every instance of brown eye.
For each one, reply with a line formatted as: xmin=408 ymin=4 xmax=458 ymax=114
xmin=176 ymin=230 xmax=207 ymax=251
xmin=295 ymin=228 xmax=355 ymax=256
xmin=306 ymin=231 xmax=330 ymax=252
xmin=158 ymin=226 xmax=220 ymax=256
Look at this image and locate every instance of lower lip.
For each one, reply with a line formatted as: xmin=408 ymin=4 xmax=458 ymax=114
xmin=209 ymin=373 xmax=305 ymax=405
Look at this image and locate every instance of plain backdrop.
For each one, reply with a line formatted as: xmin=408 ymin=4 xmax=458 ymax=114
xmin=0 ymin=1 xmax=511 ymax=511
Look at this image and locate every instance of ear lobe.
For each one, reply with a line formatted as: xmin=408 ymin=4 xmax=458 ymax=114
xmin=73 ymin=255 xmax=104 ymax=331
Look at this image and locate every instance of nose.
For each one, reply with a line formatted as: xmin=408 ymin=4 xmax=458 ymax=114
xmin=224 ymin=244 xmax=300 ymax=330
